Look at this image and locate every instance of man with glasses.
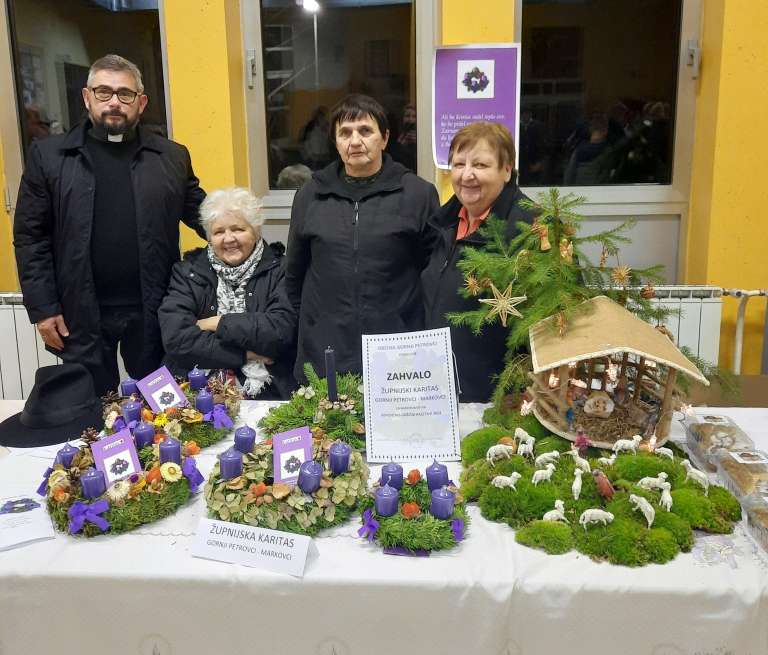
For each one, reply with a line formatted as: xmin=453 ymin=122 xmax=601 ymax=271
xmin=13 ymin=54 xmax=206 ymax=396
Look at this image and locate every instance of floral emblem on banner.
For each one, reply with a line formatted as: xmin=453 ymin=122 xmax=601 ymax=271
xmin=462 ymin=66 xmax=489 ymax=94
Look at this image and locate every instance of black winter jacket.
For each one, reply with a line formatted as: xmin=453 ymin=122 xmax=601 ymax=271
xmin=13 ymin=120 xmax=206 ymax=370
xmin=422 ymin=182 xmax=535 ymax=402
xmin=158 ymin=244 xmax=297 ymax=399
xmin=286 ymin=155 xmax=440 ymax=381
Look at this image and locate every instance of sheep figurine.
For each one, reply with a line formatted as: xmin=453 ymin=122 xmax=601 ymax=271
xmin=681 ymin=459 xmax=710 ymax=495
xmin=612 ymin=434 xmax=643 ymax=455
xmin=514 ymin=427 xmax=535 ymax=446
xmin=659 ymin=481 xmax=673 ymax=511
xmin=517 ymin=441 xmax=535 ymax=459
xmin=637 ymin=471 xmax=669 ymax=491
xmin=532 ymin=463 xmax=556 ymax=486
xmin=579 ymin=508 xmax=614 ymax=530
xmin=491 ymin=472 xmax=522 ymax=491
xmin=597 ymin=453 xmax=616 ymax=467
xmin=654 ymin=447 xmax=674 ymax=461
xmin=568 ymin=448 xmax=591 ymax=473
xmin=542 ymin=499 xmax=569 ymax=523
xmin=534 ymin=450 xmax=560 ymax=468
xmin=572 ymin=468 xmax=583 ymax=501
xmin=486 ymin=443 xmax=516 ymax=464
xmin=629 ymin=494 xmax=656 ymax=528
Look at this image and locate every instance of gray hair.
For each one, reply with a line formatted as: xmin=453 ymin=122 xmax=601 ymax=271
xmin=87 ymin=54 xmax=144 ymax=93
xmin=276 ymin=164 xmax=312 ymax=190
xmin=199 ymin=187 xmax=264 ymax=238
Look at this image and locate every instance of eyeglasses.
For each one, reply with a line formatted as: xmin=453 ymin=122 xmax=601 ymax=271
xmin=90 ymin=86 xmax=139 ymax=104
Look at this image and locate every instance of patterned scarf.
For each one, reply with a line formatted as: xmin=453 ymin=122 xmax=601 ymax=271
xmin=207 ymin=240 xmax=271 ymax=396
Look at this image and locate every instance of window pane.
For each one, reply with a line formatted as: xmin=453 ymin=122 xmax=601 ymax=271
xmin=519 ymin=0 xmax=682 ymax=187
xmin=260 ymin=0 xmax=416 ymax=189
xmin=7 ymin=0 xmax=167 ymax=155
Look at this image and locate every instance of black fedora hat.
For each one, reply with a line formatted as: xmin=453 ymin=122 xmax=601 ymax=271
xmin=0 ymin=363 xmax=104 ymax=447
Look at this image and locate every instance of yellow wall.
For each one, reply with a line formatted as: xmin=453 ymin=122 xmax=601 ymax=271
xmin=162 ymin=0 xmax=249 ymax=251
xmin=687 ymin=2 xmax=768 ymax=373
xmin=0 ymin=141 xmax=17 ymax=290
xmin=439 ymin=0 xmax=515 ymax=201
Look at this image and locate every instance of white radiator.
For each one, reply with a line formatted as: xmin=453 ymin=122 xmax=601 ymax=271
xmin=648 ymin=285 xmax=722 ymax=365
xmin=0 ymin=287 xmax=725 ymax=400
xmin=0 ymin=293 xmax=61 ymax=400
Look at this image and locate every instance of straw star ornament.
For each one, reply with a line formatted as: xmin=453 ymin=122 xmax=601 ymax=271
xmin=478 ymin=283 xmax=527 ymax=327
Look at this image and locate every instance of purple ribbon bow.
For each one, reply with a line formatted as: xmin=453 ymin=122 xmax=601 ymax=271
xmin=67 ymin=500 xmax=110 ymax=534
xmin=205 ymin=404 xmax=233 ymax=429
xmin=37 ymin=467 xmax=54 ymax=497
xmin=113 ymin=417 xmax=136 ymax=432
xmin=182 ymin=457 xmax=205 ymax=493
xmin=358 ymin=508 xmax=380 ymax=542
xmin=451 ymin=518 xmax=465 ymax=542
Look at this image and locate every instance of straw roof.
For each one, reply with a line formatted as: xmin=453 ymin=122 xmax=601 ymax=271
xmin=529 ymin=296 xmax=708 ymax=385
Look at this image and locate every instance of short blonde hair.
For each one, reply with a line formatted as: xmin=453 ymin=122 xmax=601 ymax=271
xmin=448 ymin=121 xmax=516 ymax=171
xmin=199 ymin=187 xmax=264 ymax=238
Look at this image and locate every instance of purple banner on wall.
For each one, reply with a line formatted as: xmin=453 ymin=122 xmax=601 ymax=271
xmin=432 ymin=44 xmax=521 ymax=169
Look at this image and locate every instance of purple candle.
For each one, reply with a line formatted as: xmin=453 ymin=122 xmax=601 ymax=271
xmin=133 ymin=421 xmax=156 ymax=450
xmin=219 ymin=447 xmax=243 ymax=480
xmin=426 ymin=459 xmax=449 ymax=491
xmin=297 ymin=460 xmax=323 ymax=493
xmin=55 ymin=443 xmax=79 ymax=468
xmin=195 ymin=388 xmax=214 ymax=415
xmin=121 ymin=398 xmax=142 ymax=424
xmin=429 ymin=486 xmax=455 ymax=520
xmin=234 ymin=425 xmax=256 ymax=454
xmin=380 ymin=462 xmax=403 ymax=490
xmin=120 ymin=377 xmax=138 ymax=398
xmin=329 ymin=441 xmax=351 ymax=476
xmin=80 ymin=469 xmax=106 ymax=499
xmin=374 ymin=483 xmax=399 ymax=517
xmin=325 ymin=346 xmax=338 ymax=401
xmin=159 ymin=436 xmax=182 ymax=464
xmin=188 ymin=366 xmax=207 ymax=391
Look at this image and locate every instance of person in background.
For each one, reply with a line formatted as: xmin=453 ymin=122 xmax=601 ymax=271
xmin=13 ymin=54 xmax=206 ymax=396
xmin=423 ymin=122 xmax=535 ymax=402
xmin=286 ymin=93 xmax=439 ymax=381
xmin=159 ymin=187 xmax=296 ymax=399
xmin=276 ymin=163 xmax=313 ymax=190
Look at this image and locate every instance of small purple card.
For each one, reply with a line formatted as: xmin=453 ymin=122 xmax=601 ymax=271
xmin=137 ymin=366 xmax=188 ymax=413
xmin=91 ymin=428 xmax=141 ymax=485
xmin=272 ymin=426 xmax=313 ymax=485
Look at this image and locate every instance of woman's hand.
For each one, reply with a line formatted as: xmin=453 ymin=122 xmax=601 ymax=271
xmin=196 ymin=316 xmax=221 ymax=332
xmin=246 ymin=351 xmax=274 ymax=365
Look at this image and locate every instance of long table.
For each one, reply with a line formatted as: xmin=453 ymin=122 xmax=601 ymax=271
xmin=1 ymin=401 xmax=767 ymax=655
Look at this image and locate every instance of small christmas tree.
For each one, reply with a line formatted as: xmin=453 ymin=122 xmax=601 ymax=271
xmin=448 ymin=188 xmax=670 ymax=406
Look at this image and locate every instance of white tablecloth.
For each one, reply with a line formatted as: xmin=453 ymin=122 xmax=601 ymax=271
xmin=1 ymin=402 xmax=767 ymax=655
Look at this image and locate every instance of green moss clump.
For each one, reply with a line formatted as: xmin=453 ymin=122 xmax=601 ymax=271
xmin=181 ymin=421 xmax=231 ymax=449
xmin=670 ymin=488 xmax=732 ymax=533
xmin=461 ymin=426 xmax=513 ymax=466
xmin=459 ymin=455 xmax=530 ymax=501
xmin=708 ymin=485 xmax=742 ymax=522
xmin=480 ymin=479 xmax=558 ymax=528
xmin=652 ymin=509 xmax=694 ymax=551
xmin=372 ymin=506 xmax=469 ymax=551
xmin=644 ymin=528 xmax=680 ymax=564
xmin=516 ymin=520 xmax=574 ymax=555
xmin=612 ymin=455 xmax=680 ymax=484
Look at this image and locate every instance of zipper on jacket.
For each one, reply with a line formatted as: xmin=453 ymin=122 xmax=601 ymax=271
xmin=353 ymin=200 xmax=360 ymax=273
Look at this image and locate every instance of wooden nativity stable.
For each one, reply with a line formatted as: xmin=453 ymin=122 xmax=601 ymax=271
xmin=527 ymin=296 xmax=708 ymax=449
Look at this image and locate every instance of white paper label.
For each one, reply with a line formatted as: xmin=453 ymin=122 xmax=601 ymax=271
xmin=362 ymin=327 xmax=460 ymax=462
xmin=191 ymin=518 xmax=311 ymax=577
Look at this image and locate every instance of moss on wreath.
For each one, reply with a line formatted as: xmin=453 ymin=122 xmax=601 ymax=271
xmin=358 ymin=478 xmax=468 ymax=552
xmin=460 ymin=440 xmax=740 ymax=566
xmin=259 ymin=364 xmax=366 ymax=449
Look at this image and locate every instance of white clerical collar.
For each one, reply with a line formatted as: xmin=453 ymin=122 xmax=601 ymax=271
xmin=107 ymin=133 xmax=124 ymax=143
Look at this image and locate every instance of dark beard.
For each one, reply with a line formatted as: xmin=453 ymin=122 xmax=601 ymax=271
xmin=95 ymin=111 xmax=136 ymax=136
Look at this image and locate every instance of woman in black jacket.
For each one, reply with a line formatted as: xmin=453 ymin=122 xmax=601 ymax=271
xmin=286 ymin=94 xmax=439 ymax=381
xmin=159 ymin=187 xmax=297 ymax=399
xmin=423 ymin=122 xmax=535 ymax=402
